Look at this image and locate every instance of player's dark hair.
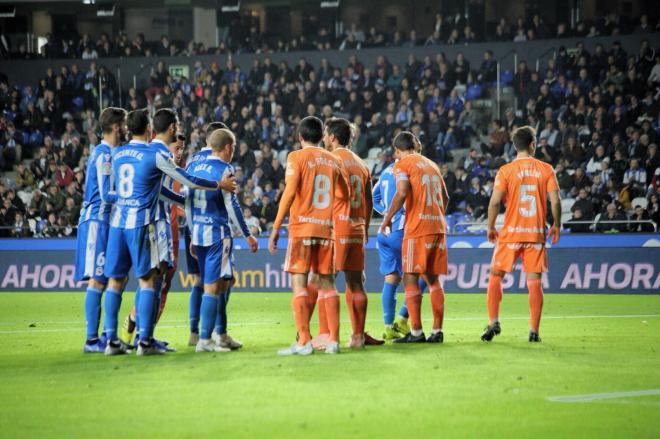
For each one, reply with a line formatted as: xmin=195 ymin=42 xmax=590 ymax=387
xmin=298 ymin=116 xmax=324 ymax=144
xmin=393 ymin=131 xmax=417 ymax=151
xmin=208 ymin=128 xmax=235 ymax=152
xmin=206 ymin=121 xmax=229 ymax=137
xmin=324 ymin=117 xmax=352 ymax=146
xmin=512 ymin=126 xmax=536 ymax=153
xmin=152 ymin=108 xmax=178 ymax=134
xmin=99 ymin=107 xmax=127 ymax=134
xmin=126 ymin=108 xmax=150 ymax=136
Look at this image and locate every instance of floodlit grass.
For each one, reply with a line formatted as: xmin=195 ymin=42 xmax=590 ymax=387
xmin=0 ymin=292 xmax=659 ymax=438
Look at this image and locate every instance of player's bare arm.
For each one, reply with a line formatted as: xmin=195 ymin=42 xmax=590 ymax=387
xmin=487 ymin=188 xmax=504 ymax=243
xmin=380 ymin=179 xmax=410 ymax=233
xmin=548 ymin=189 xmax=561 ymax=244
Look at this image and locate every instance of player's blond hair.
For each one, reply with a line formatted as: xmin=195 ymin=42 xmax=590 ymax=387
xmin=208 ymin=128 xmax=235 ymax=151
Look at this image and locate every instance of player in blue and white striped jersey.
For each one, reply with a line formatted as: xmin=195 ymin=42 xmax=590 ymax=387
xmin=102 ymin=109 xmax=224 ymax=356
xmin=373 ymin=145 xmax=427 ymax=340
xmin=74 ymin=107 xmax=127 ymax=354
xmin=183 ymin=122 xmax=235 ymax=348
xmin=185 ymin=128 xmax=258 ymax=353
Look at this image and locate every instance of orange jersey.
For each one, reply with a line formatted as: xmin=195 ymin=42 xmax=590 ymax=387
xmin=274 ymin=146 xmax=349 ymax=239
xmin=332 ymin=148 xmax=371 ymax=237
xmin=393 ymin=153 xmax=448 ymax=238
xmin=494 ymin=157 xmax=559 ymax=243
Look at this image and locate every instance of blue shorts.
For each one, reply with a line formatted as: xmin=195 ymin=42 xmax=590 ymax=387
xmin=377 ymin=229 xmax=404 ymax=276
xmin=154 ymin=219 xmax=173 ymax=268
xmin=104 ymin=224 xmax=164 ymax=279
xmin=184 ymin=229 xmax=199 ymax=275
xmin=75 ymin=220 xmax=109 ymax=283
xmin=194 ymin=238 xmax=233 ymax=285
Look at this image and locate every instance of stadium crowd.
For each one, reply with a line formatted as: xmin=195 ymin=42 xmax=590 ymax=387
xmin=0 ymin=16 xmax=659 ymax=238
xmin=4 ymin=12 xmax=660 ymax=60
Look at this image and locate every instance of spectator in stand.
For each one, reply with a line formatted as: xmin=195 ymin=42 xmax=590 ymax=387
xmin=565 ymin=208 xmax=592 ymax=233
xmin=629 ymin=205 xmax=655 ymax=232
xmin=597 ymin=202 xmax=628 ymax=233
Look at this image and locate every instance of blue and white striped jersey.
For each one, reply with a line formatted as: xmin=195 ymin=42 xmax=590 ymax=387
xmin=185 ymin=156 xmax=251 ymax=246
xmin=109 ymin=140 xmax=219 ymax=229
xmin=185 ymin=147 xmax=212 ymax=171
xmin=151 ymin=139 xmax=173 ymax=224
xmin=373 ymin=162 xmax=405 ymax=232
xmin=79 ymin=142 xmax=115 ymax=224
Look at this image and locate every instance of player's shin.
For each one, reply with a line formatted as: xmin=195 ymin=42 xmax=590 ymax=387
xmin=200 ymin=292 xmax=220 ymax=340
xmin=428 ymin=281 xmax=445 ymax=332
xmin=321 ymin=289 xmax=340 ymax=343
xmin=137 ymin=288 xmax=157 ymax=342
xmin=189 ymin=284 xmax=203 ymax=334
xmin=215 ymin=288 xmax=229 ymax=336
xmin=352 ymin=290 xmax=368 ymax=335
xmin=487 ymin=274 xmax=503 ymax=324
xmin=306 ymin=282 xmax=319 ymax=318
xmin=103 ymin=287 xmax=122 ymax=341
xmin=381 ymin=282 xmax=398 ymax=325
xmin=84 ymin=286 xmax=103 ymax=341
xmin=292 ymin=288 xmax=312 ymax=345
xmin=403 ymin=283 xmax=423 ymax=334
xmin=345 ymin=288 xmax=358 ymax=334
xmin=527 ymin=277 xmax=544 ymax=333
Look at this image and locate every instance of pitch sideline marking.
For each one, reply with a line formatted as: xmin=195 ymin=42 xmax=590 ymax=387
xmin=0 ymin=313 xmax=658 ymax=334
xmin=547 ymin=389 xmax=660 ymax=403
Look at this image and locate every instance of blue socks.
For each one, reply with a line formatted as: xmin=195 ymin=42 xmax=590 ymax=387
xmin=103 ymin=288 xmax=122 ymax=341
xmin=214 ymin=287 xmax=231 ymax=335
xmin=399 ymin=279 xmax=428 ymax=318
xmin=201 ymin=293 xmax=219 ymax=340
xmin=137 ymin=288 xmax=156 ymax=342
xmin=189 ymin=284 xmax=203 ymax=333
xmin=381 ymin=282 xmax=398 ymax=325
xmin=84 ymin=287 xmax=102 ymax=340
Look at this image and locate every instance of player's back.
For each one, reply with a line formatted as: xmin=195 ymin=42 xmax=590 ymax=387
xmin=110 ymin=141 xmax=165 ymax=229
xmin=186 ymin=156 xmax=232 ymax=246
xmin=374 ymin=163 xmax=405 ymax=232
xmin=286 ymin=146 xmax=343 ymax=239
xmin=185 ymin=147 xmax=212 ymax=171
xmin=333 ymin=147 xmax=370 ymax=237
xmin=394 ymin=153 xmax=447 ymax=238
xmin=495 ymin=157 xmax=557 ymax=243
xmin=80 ymin=142 xmax=112 ymax=224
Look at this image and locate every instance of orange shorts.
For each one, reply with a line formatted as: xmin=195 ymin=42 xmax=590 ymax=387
xmin=284 ymin=237 xmax=335 ymax=275
xmin=402 ymin=234 xmax=448 ymax=275
xmin=335 ymin=236 xmax=365 ymax=272
xmin=491 ymin=242 xmax=548 ymax=273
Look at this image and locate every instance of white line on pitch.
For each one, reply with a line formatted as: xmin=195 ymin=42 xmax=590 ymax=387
xmin=547 ymin=389 xmax=660 ymax=403
xmin=0 ymin=314 xmax=659 ymax=334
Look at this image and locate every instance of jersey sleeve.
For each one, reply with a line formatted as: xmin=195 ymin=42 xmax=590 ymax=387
xmin=273 ymin=153 xmax=301 ymax=230
xmin=546 ymin=166 xmax=559 ymax=192
xmin=97 ymin=152 xmax=116 ymax=204
xmin=393 ymin=161 xmax=409 ymax=183
xmin=493 ymin=167 xmax=508 ymax=193
xmin=159 ymin=185 xmax=185 ymax=207
xmin=222 ymin=166 xmax=251 ymax=237
xmin=372 ymin=174 xmax=385 ymax=215
xmin=155 ymin=152 xmax=218 ymax=190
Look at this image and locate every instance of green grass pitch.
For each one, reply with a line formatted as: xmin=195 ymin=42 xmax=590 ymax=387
xmin=0 ymin=292 xmax=659 ymax=438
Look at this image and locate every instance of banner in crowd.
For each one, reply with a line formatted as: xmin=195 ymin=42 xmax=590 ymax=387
xmin=0 ymin=240 xmax=658 ymax=293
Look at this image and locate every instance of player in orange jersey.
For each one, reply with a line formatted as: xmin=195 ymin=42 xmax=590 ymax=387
xmin=269 ymin=116 xmax=350 ymax=355
xmin=307 ymin=118 xmax=382 ymax=349
xmin=481 ymin=126 xmax=561 ymax=342
xmin=380 ymin=132 xmax=449 ymax=343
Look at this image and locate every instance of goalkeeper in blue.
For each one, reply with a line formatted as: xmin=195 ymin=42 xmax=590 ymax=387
xmin=75 ymin=107 xmax=127 ymax=353
xmin=372 ymin=149 xmax=427 ymax=341
xmin=184 ymin=128 xmax=258 ymax=353
xmin=102 ymin=109 xmax=226 ymax=356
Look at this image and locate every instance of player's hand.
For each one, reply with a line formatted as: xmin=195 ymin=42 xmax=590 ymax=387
xmin=268 ymin=229 xmax=280 ymax=255
xmin=189 ymin=242 xmax=197 ymax=260
xmin=379 ymin=217 xmax=392 ymax=235
xmin=218 ymin=175 xmax=237 ymax=193
xmin=548 ymin=225 xmax=560 ymax=245
xmin=487 ymin=227 xmax=498 ymax=243
xmin=247 ymin=235 xmax=259 ymax=253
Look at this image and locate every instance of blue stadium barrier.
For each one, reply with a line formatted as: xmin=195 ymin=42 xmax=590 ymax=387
xmin=0 ymin=235 xmax=658 ymax=293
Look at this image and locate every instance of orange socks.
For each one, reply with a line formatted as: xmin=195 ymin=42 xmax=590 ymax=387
xmin=404 ymin=284 xmax=422 ymax=331
xmin=428 ymin=281 xmax=445 ymax=331
xmin=306 ymin=282 xmax=319 ymax=316
xmin=527 ymin=278 xmax=544 ymax=333
xmin=487 ymin=274 xmax=503 ymax=324
xmin=345 ymin=288 xmax=358 ymax=334
xmin=307 ymin=282 xmax=329 ymax=335
xmin=351 ymin=290 xmax=368 ymax=335
xmin=320 ymin=289 xmax=340 ymax=342
xmin=292 ymin=288 xmax=311 ymax=345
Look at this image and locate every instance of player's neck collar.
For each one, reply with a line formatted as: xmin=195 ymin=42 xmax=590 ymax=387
xmin=201 ymin=146 xmax=212 ymax=151
xmin=151 ymin=138 xmax=167 ymax=146
xmin=129 ymin=139 xmax=148 ymax=145
xmin=514 ymin=155 xmax=533 ymax=160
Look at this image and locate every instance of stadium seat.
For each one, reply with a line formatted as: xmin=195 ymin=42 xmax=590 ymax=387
xmin=277 ymin=150 xmax=288 ymax=166
xmin=72 ymin=97 xmax=84 ymax=111
xmin=561 ymin=198 xmax=575 ymax=213
xmin=631 ymin=197 xmax=648 ymax=209
xmin=465 ymin=84 xmax=482 ymax=101
xmin=561 ymin=212 xmax=573 ymax=225
xmin=499 ymin=70 xmax=513 ymax=86
xmin=367 ymin=147 xmax=382 ymax=160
